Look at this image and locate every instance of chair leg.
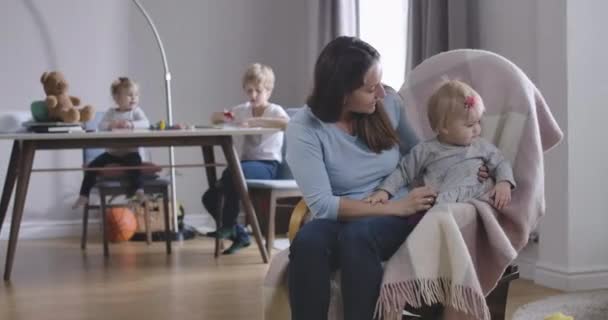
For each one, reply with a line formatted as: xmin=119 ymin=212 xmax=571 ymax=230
xmin=486 ymin=279 xmax=511 ymax=320
xmin=81 ymin=203 xmax=90 ymax=250
xmin=266 ymin=192 xmax=277 ymax=258
xmin=215 ymin=193 xmax=225 ymax=258
xmin=161 ymin=188 xmax=172 ymax=255
xmin=143 ymin=201 xmax=152 ymax=245
xmin=99 ymin=189 xmax=109 ymax=258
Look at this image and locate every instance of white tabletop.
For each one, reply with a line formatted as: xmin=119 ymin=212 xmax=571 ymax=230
xmin=0 ymin=126 xmax=280 ymax=140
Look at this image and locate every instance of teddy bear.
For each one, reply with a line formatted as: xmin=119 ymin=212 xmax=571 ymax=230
xmin=40 ymin=71 xmax=94 ymax=123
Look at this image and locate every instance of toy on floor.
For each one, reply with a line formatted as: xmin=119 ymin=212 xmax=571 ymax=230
xmin=544 ymin=312 xmax=574 ymax=320
xmin=40 ymin=71 xmax=94 ymax=123
xmin=106 ymin=207 xmax=137 ymax=242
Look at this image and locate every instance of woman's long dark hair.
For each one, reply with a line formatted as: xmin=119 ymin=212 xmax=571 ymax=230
xmin=307 ymin=36 xmax=399 ymax=153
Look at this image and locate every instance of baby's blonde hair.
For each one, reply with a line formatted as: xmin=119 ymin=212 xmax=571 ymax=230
xmin=427 ymin=80 xmax=485 ymax=132
xmin=111 ymin=77 xmax=139 ymax=96
xmin=242 ymin=63 xmax=275 ymax=91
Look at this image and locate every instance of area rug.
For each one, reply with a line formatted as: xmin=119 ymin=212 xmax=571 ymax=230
xmin=512 ymin=290 xmax=608 ymax=320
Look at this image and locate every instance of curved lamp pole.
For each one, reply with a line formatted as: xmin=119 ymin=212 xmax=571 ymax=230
xmin=131 ymin=0 xmax=179 ymax=233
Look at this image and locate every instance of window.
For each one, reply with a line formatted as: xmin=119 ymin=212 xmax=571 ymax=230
xmin=358 ymin=0 xmax=408 ymax=90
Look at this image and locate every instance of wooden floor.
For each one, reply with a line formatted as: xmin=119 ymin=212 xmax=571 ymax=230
xmin=0 ymin=238 xmax=561 ymax=320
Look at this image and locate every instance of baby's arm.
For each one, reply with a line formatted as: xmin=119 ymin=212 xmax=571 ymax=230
xmin=129 ymin=107 xmax=150 ymax=129
xmin=97 ymin=110 xmax=114 ymax=131
xmin=491 ymin=181 xmax=512 ymax=209
xmin=483 ymin=141 xmax=516 ymax=188
xmin=375 ymin=143 xmax=426 ymax=200
xmin=482 ymin=140 xmax=516 ymax=209
xmin=376 ymin=164 xmax=407 ymax=199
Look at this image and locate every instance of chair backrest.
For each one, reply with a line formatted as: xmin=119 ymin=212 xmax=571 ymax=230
xmin=275 ymin=107 xmax=303 ymax=180
xmin=399 ymin=49 xmax=546 ymax=164
xmin=83 ymin=111 xmax=106 ymax=164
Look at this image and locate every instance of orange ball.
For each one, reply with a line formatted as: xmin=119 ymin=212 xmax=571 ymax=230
xmin=105 ymin=207 xmax=137 ymax=242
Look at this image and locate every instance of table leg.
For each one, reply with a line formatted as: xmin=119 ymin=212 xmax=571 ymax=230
xmin=4 ymin=141 xmax=35 ymax=281
xmin=0 ymin=141 xmax=21 ymax=235
xmin=219 ymin=138 xmax=269 ymax=263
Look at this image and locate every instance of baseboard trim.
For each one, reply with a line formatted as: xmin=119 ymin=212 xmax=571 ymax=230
xmin=0 ymin=213 xmax=214 ymax=240
xmin=514 ymin=254 xmax=537 ymax=280
xmin=0 ymin=219 xmax=96 ymax=240
xmin=535 ymin=262 xmax=608 ymax=291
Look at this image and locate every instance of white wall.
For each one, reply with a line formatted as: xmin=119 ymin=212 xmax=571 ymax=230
xmin=535 ymin=0 xmax=572 ymax=288
xmin=563 ymin=0 xmax=608 ymax=287
xmin=0 ymin=0 xmax=130 ymax=236
xmin=477 ymin=0 xmax=540 ymax=82
xmin=477 ymin=0 xmax=608 ymax=291
xmin=1 ymin=0 xmax=318 ymax=238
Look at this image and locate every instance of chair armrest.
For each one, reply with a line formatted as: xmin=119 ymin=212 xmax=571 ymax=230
xmin=288 ymin=199 xmax=311 ymax=242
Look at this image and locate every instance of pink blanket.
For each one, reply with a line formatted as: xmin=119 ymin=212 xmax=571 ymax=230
xmin=375 ymin=49 xmax=563 ymax=319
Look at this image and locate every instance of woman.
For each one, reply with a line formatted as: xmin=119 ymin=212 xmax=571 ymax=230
xmin=286 ymin=36 xmax=438 ymax=320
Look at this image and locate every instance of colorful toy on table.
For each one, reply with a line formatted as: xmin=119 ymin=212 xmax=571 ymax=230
xmin=150 ymin=120 xmax=194 ymax=130
xmin=223 ymin=109 xmax=235 ymax=122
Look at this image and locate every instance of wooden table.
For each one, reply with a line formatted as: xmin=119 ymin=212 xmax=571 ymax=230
xmin=0 ymin=127 xmax=277 ymax=281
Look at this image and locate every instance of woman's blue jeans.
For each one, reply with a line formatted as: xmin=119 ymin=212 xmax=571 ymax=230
xmin=288 ymin=216 xmax=416 ymax=320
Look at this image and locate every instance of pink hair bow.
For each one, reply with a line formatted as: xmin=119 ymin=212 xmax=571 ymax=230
xmin=464 ymin=95 xmax=476 ymax=109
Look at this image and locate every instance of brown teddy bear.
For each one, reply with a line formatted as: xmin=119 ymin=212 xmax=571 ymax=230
xmin=40 ymin=71 xmax=94 ymax=123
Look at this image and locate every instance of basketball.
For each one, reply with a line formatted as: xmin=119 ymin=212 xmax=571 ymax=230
xmin=106 ymin=207 xmax=137 ymax=242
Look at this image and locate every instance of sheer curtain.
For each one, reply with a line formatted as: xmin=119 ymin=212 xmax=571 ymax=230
xmin=358 ymin=0 xmax=408 ymax=89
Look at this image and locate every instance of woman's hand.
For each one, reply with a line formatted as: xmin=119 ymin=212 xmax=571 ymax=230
xmin=389 ymin=186 xmax=436 ymax=217
xmin=363 ymin=190 xmax=390 ymax=205
xmin=478 ymin=164 xmax=490 ymax=182
xmin=491 ymin=181 xmax=512 ymax=210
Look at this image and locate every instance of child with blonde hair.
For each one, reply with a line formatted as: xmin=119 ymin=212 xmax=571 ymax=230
xmin=73 ymin=77 xmax=150 ymax=208
xmin=203 ymin=63 xmax=289 ymax=254
xmin=365 ymin=80 xmax=515 ymax=209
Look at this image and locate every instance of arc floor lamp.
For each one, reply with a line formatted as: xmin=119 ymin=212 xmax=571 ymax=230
xmin=131 ymin=0 xmax=179 ymax=232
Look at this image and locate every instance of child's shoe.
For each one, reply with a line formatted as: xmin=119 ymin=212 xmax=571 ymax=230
xmin=72 ymin=195 xmax=89 ymax=209
xmin=222 ymin=237 xmax=251 ymax=255
xmin=205 ymin=226 xmax=235 ymax=239
xmin=222 ymin=225 xmax=251 ymax=254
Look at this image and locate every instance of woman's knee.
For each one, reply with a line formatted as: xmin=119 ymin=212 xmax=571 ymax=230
xmin=289 ymin=220 xmax=337 ymax=261
xmin=340 ymin=217 xmax=413 ymax=262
